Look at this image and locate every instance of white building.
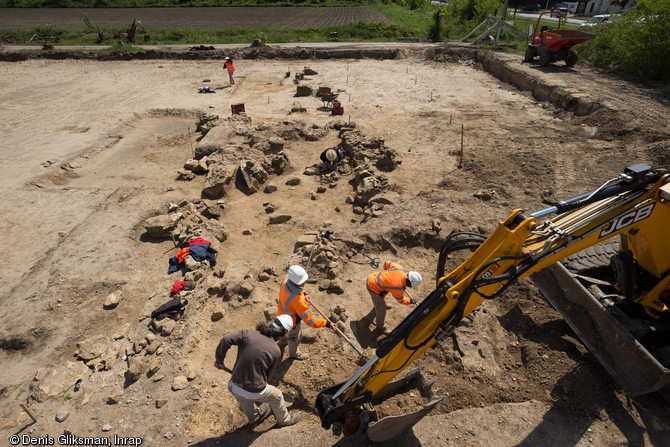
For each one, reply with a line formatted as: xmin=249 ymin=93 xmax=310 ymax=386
xmin=583 ymin=0 xmax=637 ymax=16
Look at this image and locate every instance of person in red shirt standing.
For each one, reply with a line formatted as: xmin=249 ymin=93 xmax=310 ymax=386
xmin=224 ymin=56 xmax=235 ymax=85
xmin=277 ymin=265 xmax=338 ymax=360
xmin=365 ymin=261 xmax=422 ymax=334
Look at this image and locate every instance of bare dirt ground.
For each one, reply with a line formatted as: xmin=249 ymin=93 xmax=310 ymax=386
xmin=1 ymin=43 xmax=670 ymax=447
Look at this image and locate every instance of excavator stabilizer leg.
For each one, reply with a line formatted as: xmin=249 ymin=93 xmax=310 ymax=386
xmin=531 ymin=263 xmax=670 ymax=396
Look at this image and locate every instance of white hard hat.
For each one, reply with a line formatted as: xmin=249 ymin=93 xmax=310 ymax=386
xmin=272 ymin=314 xmax=294 ymax=332
xmin=326 ymin=148 xmax=338 ymax=162
xmin=288 ymin=265 xmax=308 ymax=285
xmin=407 ymin=271 xmax=422 ymax=288
xmin=225 ymin=56 xmax=230 ymax=60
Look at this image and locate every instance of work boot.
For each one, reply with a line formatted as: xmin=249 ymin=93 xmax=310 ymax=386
xmin=290 ymin=352 xmax=309 ymax=360
xmin=377 ymin=326 xmax=392 ymax=335
xmin=279 ymin=412 xmax=301 ymax=426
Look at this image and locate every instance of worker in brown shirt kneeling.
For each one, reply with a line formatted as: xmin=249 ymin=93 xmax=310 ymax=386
xmin=214 ymin=315 xmax=301 ymax=426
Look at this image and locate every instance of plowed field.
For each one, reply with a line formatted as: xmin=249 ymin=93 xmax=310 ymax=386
xmin=0 ymin=7 xmax=394 ymax=31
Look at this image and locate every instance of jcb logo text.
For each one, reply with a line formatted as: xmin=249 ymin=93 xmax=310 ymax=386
xmin=480 ymin=263 xmax=500 ymax=280
xmin=599 ymin=203 xmax=655 ymax=237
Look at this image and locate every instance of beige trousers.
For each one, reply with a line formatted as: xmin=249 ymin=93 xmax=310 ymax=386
xmin=227 ymin=380 xmax=290 ymax=425
xmin=286 ymin=321 xmax=302 ymax=357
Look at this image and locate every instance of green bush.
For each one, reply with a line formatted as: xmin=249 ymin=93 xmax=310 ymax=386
xmin=473 ymin=0 xmax=501 ymax=23
xmin=428 ymin=8 xmax=463 ymax=41
xmin=33 ymin=26 xmax=66 ymax=37
xmin=579 ymin=0 xmax=670 ymax=82
xmin=163 ymin=29 xmax=187 ymax=41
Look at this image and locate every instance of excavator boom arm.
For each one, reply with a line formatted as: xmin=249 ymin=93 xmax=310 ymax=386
xmin=317 ymin=164 xmax=670 ymax=433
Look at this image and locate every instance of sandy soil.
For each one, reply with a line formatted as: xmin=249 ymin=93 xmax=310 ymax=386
xmin=1 ymin=43 xmax=670 ymax=446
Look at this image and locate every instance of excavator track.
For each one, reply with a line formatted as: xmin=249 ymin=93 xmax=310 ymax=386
xmin=561 ymin=243 xmax=620 ymax=275
xmin=531 ymin=262 xmax=670 ymax=396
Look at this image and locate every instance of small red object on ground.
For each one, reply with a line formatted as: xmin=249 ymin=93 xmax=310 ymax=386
xmin=331 ymin=100 xmax=344 ymax=115
xmin=231 ymin=103 xmax=245 ymax=114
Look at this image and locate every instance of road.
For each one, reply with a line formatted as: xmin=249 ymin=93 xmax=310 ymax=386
xmin=515 ymin=11 xmax=585 ymax=25
xmin=426 ymin=4 xmax=585 ymax=26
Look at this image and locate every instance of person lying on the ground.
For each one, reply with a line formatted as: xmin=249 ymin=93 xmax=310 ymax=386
xmin=190 ymin=44 xmax=215 ymax=51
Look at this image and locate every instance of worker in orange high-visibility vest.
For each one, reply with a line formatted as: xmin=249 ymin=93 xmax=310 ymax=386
xmin=277 ymin=265 xmax=338 ymax=360
xmin=364 ymin=261 xmax=422 ymax=334
xmin=224 ymin=56 xmax=235 ymax=85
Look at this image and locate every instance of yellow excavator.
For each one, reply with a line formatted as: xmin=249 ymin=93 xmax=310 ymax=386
xmin=316 ymin=163 xmax=670 ymax=441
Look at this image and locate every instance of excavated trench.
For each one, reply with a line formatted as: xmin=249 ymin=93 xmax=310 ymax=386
xmin=479 ymin=51 xmax=604 ymax=116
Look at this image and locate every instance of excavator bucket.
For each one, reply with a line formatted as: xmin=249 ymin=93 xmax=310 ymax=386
xmin=531 ymin=263 xmax=670 ymax=396
xmin=366 ymin=367 xmax=445 ymax=442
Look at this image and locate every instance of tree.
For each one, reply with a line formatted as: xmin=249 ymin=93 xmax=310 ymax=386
xmin=508 ymin=0 xmax=529 ymax=10
xmin=611 ymin=0 xmax=635 ymax=8
xmin=461 ymin=0 xmax=477 ymax=20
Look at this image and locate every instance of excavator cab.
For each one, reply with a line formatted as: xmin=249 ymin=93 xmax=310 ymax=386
xmin=317 ymin=163 xmax=670 ymax=440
